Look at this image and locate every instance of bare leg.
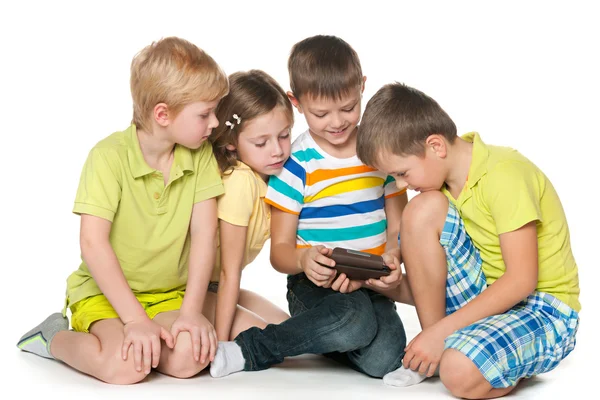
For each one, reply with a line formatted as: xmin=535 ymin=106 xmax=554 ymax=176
xmin=51 ymin=319 xmax=148 ymax=384
xmin=238 ymin=289 xmax=290 ymax=324
xmin=383 ymin=191 xmax=450 ymax=388
xmin=440 ymin=349 xmax=518 ymax=399
xmin=152 ymin=292 xmax=272 ymax=378
xmin=400 ymin=191 xmax=450 ymax=329
xmin=152 ymin=310 xmax=210 ymax=379
xmin=204 ymin=290 xmax=283 ymax=340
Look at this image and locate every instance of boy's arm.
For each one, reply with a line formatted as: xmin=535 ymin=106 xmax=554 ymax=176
xmin=181 ymin=198 xmax=218 ymax=314
xmin=80 ymin=214 xmax=148 ymax=323
xmin=403 ymin=221 xmax=538 ymax=376
xmin=172 ymin=198 xmax=218 ymax=362
xmin=214 ymin=220 xmax=247 ymax=341
xmin=383 ymin=191 xmax=408 ymax=253
xmin=350 ymin=191 xmax=412 ymax=301
xmin=437 ymin=220 xmax=538 ymax=334
xmin=269 ymin=208 xmax=336 ymax=284
xmin=81 ymin=214 xmax=175 ymax=372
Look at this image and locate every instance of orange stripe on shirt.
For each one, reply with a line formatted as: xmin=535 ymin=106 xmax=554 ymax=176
xmin=384 ymin=186 xmax=407 ymax=199
xmin=306 ymin=165 xmax=376 ymax=186
xmin=264 ymin=198 xmax=300 ymax=215
xmin=361 ymin=242 xmax=387 ymax=256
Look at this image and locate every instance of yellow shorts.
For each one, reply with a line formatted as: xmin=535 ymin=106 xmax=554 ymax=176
xmin=69 ymin=290 xmax=185 ymax=333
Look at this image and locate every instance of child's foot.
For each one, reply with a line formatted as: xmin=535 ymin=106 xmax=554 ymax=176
xmin=210 ymin=342 xmax=245 ymax=378
xmin=383 ymin=366 xmax=427 ymax=387
xmin=17 ymin=312 xmax=68 ymax=359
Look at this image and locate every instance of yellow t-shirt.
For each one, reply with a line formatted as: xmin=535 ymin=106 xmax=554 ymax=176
xmin=443 ymin=132 xmax=580 ymax=311
xmin=211 ymin=162 xmax=271 ymax=282
xmin=66 ymin=124 xmax=224 ymax=307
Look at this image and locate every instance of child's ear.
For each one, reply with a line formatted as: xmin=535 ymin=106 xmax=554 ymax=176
xmin=154 ymin=103 xmax=170 ymax=127
xmin=225 ymin=143 xmax=237 ymax=151
xmin=361 ymin=76 xmax=367 ymax=93
xmin=426 ymin=134 xmax=448 ymax=158
xmin=287 ymin=91 xmax=303 ymax=114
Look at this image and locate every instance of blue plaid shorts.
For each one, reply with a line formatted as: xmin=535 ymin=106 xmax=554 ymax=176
xmin=439 ymin=202 xmax=579 ymax=388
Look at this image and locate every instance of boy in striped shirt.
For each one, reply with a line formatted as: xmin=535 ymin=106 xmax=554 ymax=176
xmin=210 ymin=35 xmax=414 ymax=380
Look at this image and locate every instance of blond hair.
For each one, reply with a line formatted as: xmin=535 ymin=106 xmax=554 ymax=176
xmin=130 ymin=37 xmax=228 ymax=132
xmin=210 ymin=70 xmax=294 ymax=174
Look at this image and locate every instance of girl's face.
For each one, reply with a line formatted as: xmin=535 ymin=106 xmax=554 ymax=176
xmin=228 ymin=106 xmax=292 ymax=180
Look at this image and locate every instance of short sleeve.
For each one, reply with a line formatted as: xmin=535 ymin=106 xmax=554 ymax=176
xmin=217 ymin=169 xmax=255 ymax=227
xmin=73 ymin=148 xmax=122 ymax=222
xmin=484 ymin=161 xmax=542 ymax=234
xmin=193 ymin=142 xmax=225 ymax=203
xmin=383 ymin=175 xmax=406 ymax=198
xmin=265 ymin=157 xmax=305 ymax=215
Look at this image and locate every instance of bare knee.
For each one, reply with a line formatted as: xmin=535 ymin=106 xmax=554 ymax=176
xmin=401 ymin=191 xmax=449 ymax=234
xmin=98 ymin=348 xmax=148 ymax=385
xmin=159 ymin=332 xmax=209 ymax=379
xmin=440 ymin=349 xmax=490 ymax=399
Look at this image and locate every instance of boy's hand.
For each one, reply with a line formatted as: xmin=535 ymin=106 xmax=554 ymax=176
xmin=330 ymin=273 xmax=363 ymax=293
xmin=122 ymin=316 xmax=175 ymax=374
xmin=170 ymin=312 xmax=217 ymax=364
xmin=364 ymin=251 xmax=402 ymax=291
xmin=300 ymin=245 xmax=337 ymax=287
xmin=403 ymin=322 xmax=448 ymax=377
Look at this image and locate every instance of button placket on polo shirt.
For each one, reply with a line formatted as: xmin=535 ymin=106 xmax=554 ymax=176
xmin=148 ymin=172 xmax=168 ymax=215
xmin=156 ymin=166 xmax=186 ymax=215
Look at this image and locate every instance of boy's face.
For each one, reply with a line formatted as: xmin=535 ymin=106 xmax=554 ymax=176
xmin=227 ymin=106 xmax=292 ymax=180
xmin=290 ymin=89 xmax=362 ymax=149
xmin=375 ymin=148 xmax=446 ymax=193
xmin=168 ymin=100 xmax=220 ymax=149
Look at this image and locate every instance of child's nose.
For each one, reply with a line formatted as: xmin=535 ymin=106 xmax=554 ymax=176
xmin=271 ymin=141 xmax=283 ymax=156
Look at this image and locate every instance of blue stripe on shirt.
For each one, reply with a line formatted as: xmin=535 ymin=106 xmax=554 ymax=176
xmin=298 ymin=220 xmax=387 ymax=242
xmin=299 ymin=196 xmax=385 ymax=219
xmin=269 ymin=176 xmax=304 ymax=205
xmin=293 ymin=148 xmax=324 ymax=162
xmin=283 ymin=157 xmax=306 ymax=186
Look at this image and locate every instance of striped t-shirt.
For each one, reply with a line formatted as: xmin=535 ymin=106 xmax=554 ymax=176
xmin=265 ymin=130 xmax=405 ymax=255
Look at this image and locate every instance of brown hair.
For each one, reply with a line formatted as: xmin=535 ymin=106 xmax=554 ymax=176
xmin=357 ymin=82 xmax=457 ymax=166
xmin=130 ymin=37 xmax=228 ymax=132
xmin=288 ymin=35 xmax=363 ymax=100
xmin=210 ymin=70 xmax=294 ymax=174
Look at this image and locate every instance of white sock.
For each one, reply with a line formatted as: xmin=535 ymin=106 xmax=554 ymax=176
xmin=383 ymin=366 xmax=427 ymax=387
xmin=210 ymin=342 xmax=245 ymax=378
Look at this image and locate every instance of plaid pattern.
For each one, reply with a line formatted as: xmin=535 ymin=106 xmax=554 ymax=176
xmin=440 ymin=203 xmax=487 ymax=313
xmin=441 ymin=202 xmax=580 ymax=388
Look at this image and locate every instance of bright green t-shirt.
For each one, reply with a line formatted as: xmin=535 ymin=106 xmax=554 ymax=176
xmin=443 ymin=132 xmax=580 ymax=312
xmin=66 ymin=124 xmax=224 ymax=307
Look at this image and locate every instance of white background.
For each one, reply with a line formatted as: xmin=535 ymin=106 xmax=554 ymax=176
xmin=1 ymin=1 xmax=598 ymax=399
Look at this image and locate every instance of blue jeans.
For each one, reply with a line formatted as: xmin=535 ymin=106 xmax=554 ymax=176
xmin=234 ymin=273 xmax=406 ymax=377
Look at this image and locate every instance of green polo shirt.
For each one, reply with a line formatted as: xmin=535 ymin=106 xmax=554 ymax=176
xmin=443 ymin=132 xmax=580 ymax=312
xmin=66 ymin=124 xmax=224 ymax=307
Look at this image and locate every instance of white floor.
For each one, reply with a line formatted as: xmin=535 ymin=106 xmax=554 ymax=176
xmin=5 ymin=298 xmax=594 ymax=400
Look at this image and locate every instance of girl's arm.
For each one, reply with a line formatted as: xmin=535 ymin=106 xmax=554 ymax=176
xmin=214 ymin=220 xmax=248 ymax=341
